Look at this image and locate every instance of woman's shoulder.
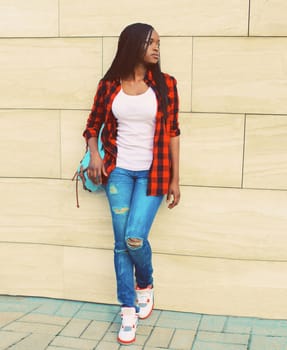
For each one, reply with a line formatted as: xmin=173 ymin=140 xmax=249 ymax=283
xmin=96 ymin=78 xmax=120 ymax=93
xmin=98 ymin=78 xmax=119 ymax=86
xmin=161 ymin=72 xmax=177 ymax=85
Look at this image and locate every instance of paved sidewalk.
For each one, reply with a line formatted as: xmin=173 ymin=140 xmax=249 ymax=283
xmin=0 ymin=296 xmax=287 ymax=349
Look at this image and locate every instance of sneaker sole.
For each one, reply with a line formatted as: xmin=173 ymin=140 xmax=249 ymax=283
xmin=117 ymin=336 xmax=136 ymax=344
xmin=138 ymin=303 xmax=154 ymax=320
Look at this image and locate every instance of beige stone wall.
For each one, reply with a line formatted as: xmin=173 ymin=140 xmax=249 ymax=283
xmin=1 ymin=0 xmax=287 ymax=318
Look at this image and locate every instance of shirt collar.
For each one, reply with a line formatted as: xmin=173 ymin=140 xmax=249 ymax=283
xmin=144 ymin=69 xmax=155 ymax=85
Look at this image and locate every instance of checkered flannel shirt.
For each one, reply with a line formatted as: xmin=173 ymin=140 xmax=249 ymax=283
xmin=83 ymin=69 xmax=180 ymax=196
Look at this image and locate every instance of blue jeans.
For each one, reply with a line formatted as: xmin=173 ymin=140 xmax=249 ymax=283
xmin=105 ymin=167 xmax=163 ymax=308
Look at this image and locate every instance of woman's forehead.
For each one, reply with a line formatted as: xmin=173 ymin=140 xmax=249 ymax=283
xmin=147 ymin=30 xmax=160 ymax=41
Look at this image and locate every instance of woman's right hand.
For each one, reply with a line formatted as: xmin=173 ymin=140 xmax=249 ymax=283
xmin=87 ymin=152 xmax=107 ymax=185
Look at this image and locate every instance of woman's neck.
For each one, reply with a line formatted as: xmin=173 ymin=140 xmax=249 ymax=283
xmin=125 ymin=64 xmax=147 ymax=82
xmin=121 ymin=64 xmax=149 ymax=95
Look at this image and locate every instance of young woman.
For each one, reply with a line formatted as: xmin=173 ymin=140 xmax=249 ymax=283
xmin=83 ymin=22 xmax=180 ymax=345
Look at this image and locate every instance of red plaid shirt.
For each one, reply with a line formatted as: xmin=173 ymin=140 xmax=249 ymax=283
xmin=83 ymin=69 xmax=180 ymax=196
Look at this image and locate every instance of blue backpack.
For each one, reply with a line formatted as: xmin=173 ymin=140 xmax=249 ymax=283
xmin=72 ymin=125 xmax=105 ymax=207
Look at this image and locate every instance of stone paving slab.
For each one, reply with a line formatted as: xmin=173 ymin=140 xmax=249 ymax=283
xmin=47 ymin=347 xmax=84 ymax=350
xmin=224 ymin=317 xmax=254 ymax=334
xmin=192 ymin=342 xmax=247 ymax=350
xmin=0 ymin=330 xmax=29 ymax=350
xmin=53 ymin=301 xmax=83 ymax=318
xmin=249 ymin=335 xmax=287 ymax=350
xmin=0 ymin=295 xmax=287 ymax=349
xmin=199 ymin=315 xmax=227 ymax=332
xmin=0 ymin=313 xmax=23 ymax=328
xmin=7 ymin=333 xmax=55 ymax=350
xmin=169 ymin=329 xmax=196 ymax=349
xmin=50 ymin=335 xmax=98 ymax=349
xmin=196 ymin=331 xmax=249 ymax=345
xmin=2 ymin=321 xmax=64 ymax=335
xmin=82 ymin=320 xmax=113 ymax=340
xmin=145 ymin=327 xmax=174 ymax=348
xmin=59 ymin=318 xmax=91 ymax=338
xmin=73 ymin=309 xmax=117 ymax=322
xmin=19 ymin=313 xmax=70 ymax=326
xmin=156 ymin=310 xmax=201 ymax=330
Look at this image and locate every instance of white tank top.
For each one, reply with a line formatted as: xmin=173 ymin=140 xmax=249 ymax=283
xmin=112 ymin=87 xmax=157 ymax=170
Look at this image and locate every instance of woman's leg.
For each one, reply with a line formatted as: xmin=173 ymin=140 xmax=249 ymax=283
xmin=105 ymin=167 xmax=135 ymax=308
xmin=125 ymin=171 xmax=163 ymax=288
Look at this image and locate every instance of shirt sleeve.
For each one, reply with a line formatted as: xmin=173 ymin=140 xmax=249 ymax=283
xmin=166 ymin=75 xmax=180 ymax=137
xmin=83 ymin=79 xmax=106 ymax=141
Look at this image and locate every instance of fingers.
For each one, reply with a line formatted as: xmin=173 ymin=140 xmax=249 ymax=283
xmin=166 ymin=192 xmax=171 ymax=203
xmin=87 ymin=168 xmax=102 ymax=184
xmin=168 ymin=198 xmax=177 ymax=209
xmin=167 ymin=190 xmax=180 ymax=209
xmin=102 ymin=164 xmax=108 ymax=177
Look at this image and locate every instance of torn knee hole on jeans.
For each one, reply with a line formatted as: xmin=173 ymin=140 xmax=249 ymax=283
xmin=109 ymin=184 xmax=118 ymax=194
xmin=112 ymin=207 xmax=129 ymax=214
xmin=114 ymin=248 xmax=128 ymax=254
xmin=126 ymin=238 xmax=143 ymax=249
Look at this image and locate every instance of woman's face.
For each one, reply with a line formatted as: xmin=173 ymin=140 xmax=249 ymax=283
xmin=143 ymin=30 xmax=160 ymax=65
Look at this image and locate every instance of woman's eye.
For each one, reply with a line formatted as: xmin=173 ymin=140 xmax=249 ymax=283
xmin=149 ymin=40 xmax=160 ymax=47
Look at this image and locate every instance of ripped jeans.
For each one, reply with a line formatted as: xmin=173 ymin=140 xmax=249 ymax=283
xmin=105 ymin=167 xmax=163 ymax=308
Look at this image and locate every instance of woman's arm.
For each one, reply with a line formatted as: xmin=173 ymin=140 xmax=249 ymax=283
xmin=83 ymin=79 xmax=106 ymax=141
xmin=165 ymin=75 xmax=180 ymax=209
xmin=87 ymin=137 xmax=107 ymax=185
xmin=167 ymin=135 xmax=180 ymax=209
xmin=83 ymin=80 xmax=107 ymax=184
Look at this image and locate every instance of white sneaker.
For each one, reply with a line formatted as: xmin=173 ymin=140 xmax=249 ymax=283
xmin=117 ymin=307 xmax=138 ymax=344
xmin=136 ymin=285 xmax=154 ymax=319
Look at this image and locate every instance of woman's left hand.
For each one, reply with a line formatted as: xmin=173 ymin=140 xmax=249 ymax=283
xmin=166 ymin=180 xmax=180 ymax=209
